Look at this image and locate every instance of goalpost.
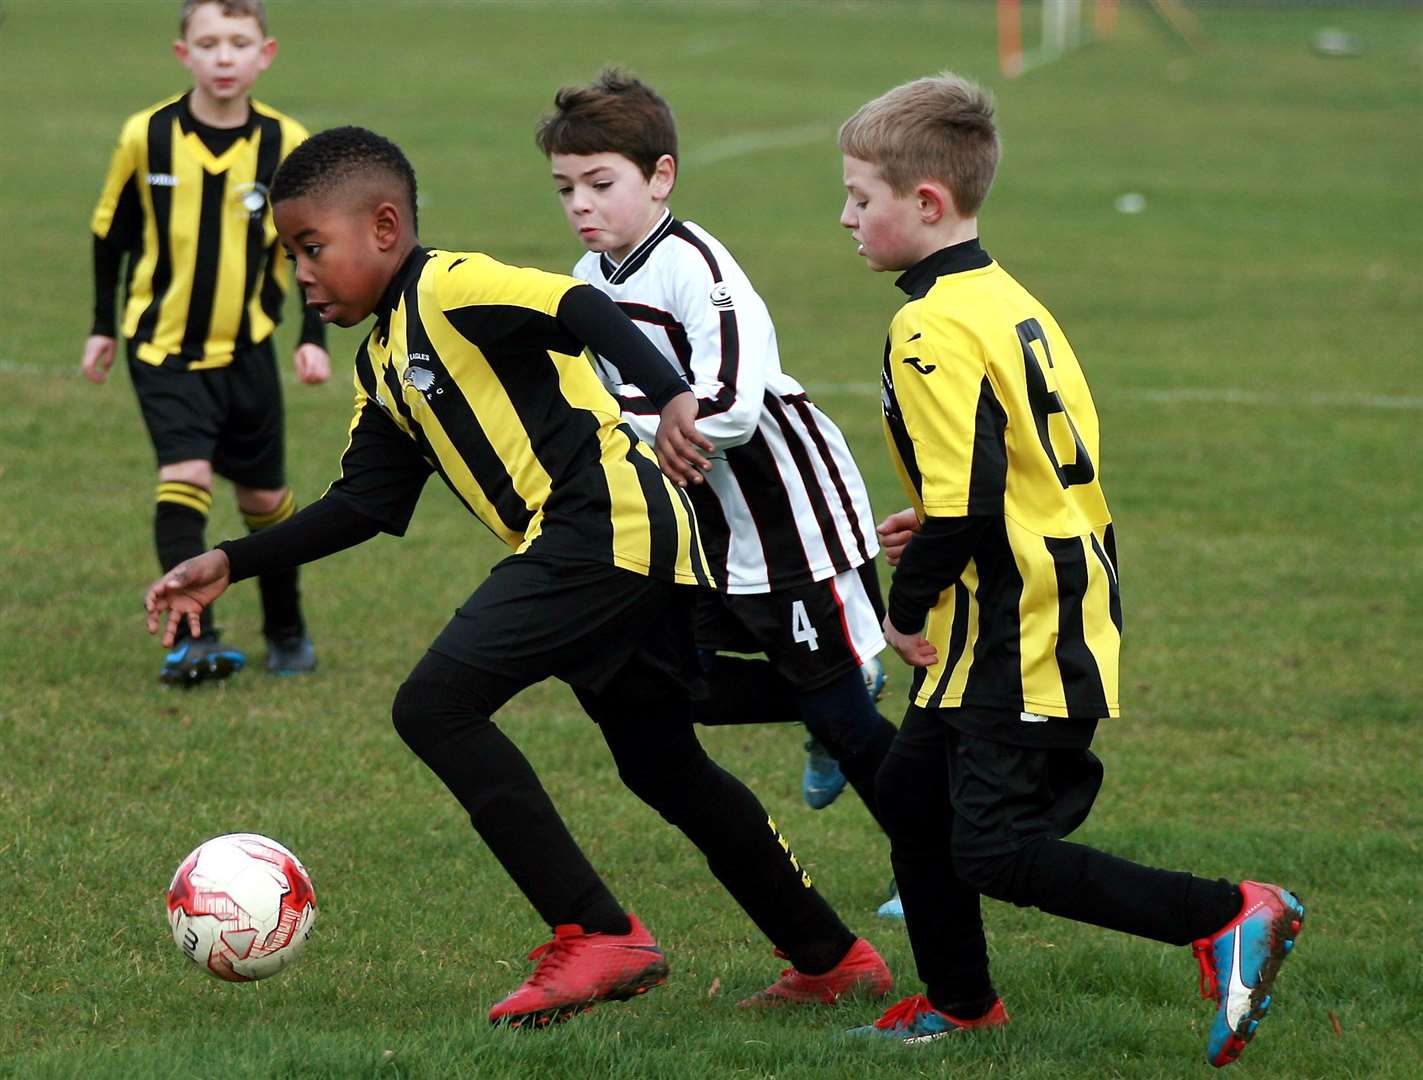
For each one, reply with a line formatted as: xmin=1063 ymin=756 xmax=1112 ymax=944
xmin=996 ymin=0 xmax=1119 ymax=78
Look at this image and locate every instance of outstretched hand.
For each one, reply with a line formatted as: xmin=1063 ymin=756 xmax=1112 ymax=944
xmin=654 ymin=391 xmax=714 ymax=487
xmin=144 ymin=550 xmax=232 ymax=646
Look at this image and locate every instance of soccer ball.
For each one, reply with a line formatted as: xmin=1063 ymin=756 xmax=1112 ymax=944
xmin=167 ymin=833 xmax=317 ymax=982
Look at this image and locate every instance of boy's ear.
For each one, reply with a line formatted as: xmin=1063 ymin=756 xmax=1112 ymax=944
xmin=915 ymin=182 xmax=953 ymax=226
xmin=172 ymin=39 xmax=190 ymax=67
xmin=650 ymin=154 xmax=677 ymax=200
xmin=371 ymin=201 xmax=403 ymax=251
xmin=258 ymin=37 xmax=278 ymax=71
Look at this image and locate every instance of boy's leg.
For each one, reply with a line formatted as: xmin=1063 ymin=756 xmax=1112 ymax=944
xmin=391 ymin=649 xmax=628 ymax=934
xmin=235 ymin=484 xmax=313 ymax=672
xmin=942 ymin=730 xmax=1242 ymax=945
xmin=876 ymin=707 xmax=995 ymax=1015
xmin=220 ymin=341 xmax=311 ymax=672
xmin=154 ymin=460 xmax=217 ymax=641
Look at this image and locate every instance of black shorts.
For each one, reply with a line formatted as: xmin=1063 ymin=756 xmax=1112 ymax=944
xmin=127 ymin=338 xmax=286 ymax=489
xmin=428 ymin=553 xmax=699 ymax=715
xmin=891 ymin=704 xmax=1104 ymax=856
xmin=695 ymin=562 xmax=884 ymax=691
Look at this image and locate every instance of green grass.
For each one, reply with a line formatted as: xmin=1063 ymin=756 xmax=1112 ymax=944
xmin=2 ymin=1 xmax=1420 ymax=1076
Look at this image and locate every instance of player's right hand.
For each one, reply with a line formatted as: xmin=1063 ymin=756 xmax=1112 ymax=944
xmin=876 ymin=507 xmax=922 ymax=566
xmin=145 ymin=550 xmax=232 ymax=647
xmin=81 ymin=335 xmax=117 ymax=384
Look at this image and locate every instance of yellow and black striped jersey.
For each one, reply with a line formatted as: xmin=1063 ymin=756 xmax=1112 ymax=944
xmin=326 ymin=247 xmax=715 ymax=585
xmin=883 ymin=240 xmax=1120 ymax=719
xmin=90 ymin=92 xmax=312 ymax=370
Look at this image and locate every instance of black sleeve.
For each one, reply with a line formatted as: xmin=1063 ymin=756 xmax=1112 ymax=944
xmin=323 ymin=396 xmax=433 ymax=535
xmin=217 ymin=497 xmax=382 ymax=583
xmin=91 ymin=175 xmax=142 ymax=337
xmin=92 ymin=235 xmax=123 ymax=337
xmin=556 ymin=284 xmax=688 ymax=410
xmin=886 ymin=515 xmax=990 ymax=634
xmin=298 ymin=302 xmax=327 ymax=348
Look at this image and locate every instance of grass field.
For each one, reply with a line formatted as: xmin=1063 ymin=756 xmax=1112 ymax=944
xmin=2 ymin=1 xmax=1420 ymax=1077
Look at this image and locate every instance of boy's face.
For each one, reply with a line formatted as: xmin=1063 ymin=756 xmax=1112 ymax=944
xmin=840 ymin=155 xmax=930 ymax=273
xmin=274 ymin=194 xmax=396 ymax=328
xmin=549 ymin=151 xmax=674 ymax=264
xmin=174 ymin=4 xmax=275 ymax=106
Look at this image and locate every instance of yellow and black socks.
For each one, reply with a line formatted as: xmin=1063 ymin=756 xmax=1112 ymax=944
xmin=242 ymin=489 xmax=305 ymax=642
xmin=155 ymin=481 xmax=214 ymax=640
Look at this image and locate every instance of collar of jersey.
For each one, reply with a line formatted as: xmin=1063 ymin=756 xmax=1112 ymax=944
xmin=599 ymin=209 xmax=675 ymax=284
xmin=895 ymin=238 xmax=992 ymax=300
xmin=373 ymin=246 xmax=432 ymax=343
xmin=177 ymin=92 xmax=257 ymax=173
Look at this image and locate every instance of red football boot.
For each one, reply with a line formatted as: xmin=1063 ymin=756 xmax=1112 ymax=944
xmin=487 ymin=915 xmax=669 ymax=1028
xmin=738 ymin=937 xmax=893 ymax=1006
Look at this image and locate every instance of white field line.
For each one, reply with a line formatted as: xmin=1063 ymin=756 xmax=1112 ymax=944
xmin=686 ymin=122 xmax=833 ymax=167
xmin=4 ymin=360 xmax=1418 ymax=411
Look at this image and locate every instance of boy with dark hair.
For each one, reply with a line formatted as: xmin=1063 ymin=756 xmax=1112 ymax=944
xmin=82 ymin=0 xmax=329 ymax=684
xmin=836 ymin=73 xmax=1304 ymax=1067
xmin=536 ymin=69 xmax=909 ymax=927
xmin=145 ymin=125 xmax=891 ymax=1028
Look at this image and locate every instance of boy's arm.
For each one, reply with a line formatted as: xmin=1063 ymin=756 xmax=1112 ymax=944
xmin=84 ymin=125 xmax=144 ymax=382
xmin=557 ymin=285 xmax=712 ymax=481
xmin=614 ymin=250 xmax=767 ymax=450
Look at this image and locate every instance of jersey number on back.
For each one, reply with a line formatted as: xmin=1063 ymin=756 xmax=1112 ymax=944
xmin=1017 ymin=318 xmax=1096 ymax=488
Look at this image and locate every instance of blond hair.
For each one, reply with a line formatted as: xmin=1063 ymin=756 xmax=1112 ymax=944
xmin=179 ymin=0 xmax=267 ymax=36
xmin=838 ymin=72 xmax=999 ymax=218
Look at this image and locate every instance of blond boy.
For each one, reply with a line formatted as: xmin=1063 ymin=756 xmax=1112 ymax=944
xmin=837 ymin=73 xmax=1302 ymax=1068
xmin=82 ymin=0 xmax=329 ymax=683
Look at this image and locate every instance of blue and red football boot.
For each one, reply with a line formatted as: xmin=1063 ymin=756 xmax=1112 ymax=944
xmin=1191 ymin=881 xmax=1305 ymax=1068
xmin=844 ymin=993 xmax=1010 ymax=1042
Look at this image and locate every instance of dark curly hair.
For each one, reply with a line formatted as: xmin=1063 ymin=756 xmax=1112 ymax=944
xmin=534 ymin=67 xmax=676 ymax=179
xmin=271 ymin=126 xmax=419 ymax=234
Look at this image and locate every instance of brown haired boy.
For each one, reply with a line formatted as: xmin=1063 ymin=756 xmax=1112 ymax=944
xmin=837 ymin=72 xmax=1304 ymax=1068
xmin=536 ymin=68 xmax=911 ymax=933
xmin=82 ymin=0 xmax=329 ymax=683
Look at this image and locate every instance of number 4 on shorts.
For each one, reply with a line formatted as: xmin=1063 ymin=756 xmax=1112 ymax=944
xmin=791 ymin=600 xmax=820 ymax=652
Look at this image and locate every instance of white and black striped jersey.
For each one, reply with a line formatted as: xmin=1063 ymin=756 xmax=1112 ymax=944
xmin=574 ymin=210 xmax=879 ymax=594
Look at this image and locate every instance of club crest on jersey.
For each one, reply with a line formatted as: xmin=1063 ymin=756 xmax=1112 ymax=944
xmin=403 ymin=363 xmax=442 ymax=397
xmin=233 ymin=181 xmax=270 ymax=220
xmin=710 ymin=282 xmax=734 ymax=310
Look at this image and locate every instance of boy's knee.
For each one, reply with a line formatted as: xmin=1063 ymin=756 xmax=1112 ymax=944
xmin=951 ymin=835 xmax=1042 ymax=903
xmin=391 ymin=678 xmax=481 ymax=751
xmin=874 ymin=755 xmax=928 ymax=836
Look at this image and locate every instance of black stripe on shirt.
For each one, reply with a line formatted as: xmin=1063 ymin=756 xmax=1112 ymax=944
xmin=687 ymin=477 xmax=733 ymax=587
xmin=132 ymin=103 xmax=180 ymax=349
xmin=1089 ymin=530 xmax=1123 ymax=633
xmin=668 ymin=221 xmax=740 ymax=420
xmin=786 ymin=394 xmax=873 ymax=564
xmin=178 ymin=168 xmax=227 ymax=359
xmin=967 ymin=376 xmax=1009 ymax=516
xmin=924 ymin=581 xmax=971 ymax=710
xmin=1045 ymin=535 xmax=1110 ymax=717
xmin=962 ymin=519 xmax=1025 ymax=708
xmin=725 ymin=429 xmax=811 ymax=590
xmin=409 ymin=299 xmax=534 ymax=539
xmin=765 ymin=393 xmax=852 ymax=574
xmin=881 ymin=337 xmax=923 ymax=501
xmin=239 ymin=111 xmax=285 ymax=346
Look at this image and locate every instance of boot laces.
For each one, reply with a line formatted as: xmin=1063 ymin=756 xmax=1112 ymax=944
xmin=875 ymin=994 xmax=935 ymax=1030
xmin=1192 ymin=940 xmax=1219 ymax=1001
xmin=524 ymin=925 xmax=585 ymax=986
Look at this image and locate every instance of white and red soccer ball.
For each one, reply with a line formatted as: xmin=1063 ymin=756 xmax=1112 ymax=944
xmin=167 ymin=833 xmax=316 ymax=982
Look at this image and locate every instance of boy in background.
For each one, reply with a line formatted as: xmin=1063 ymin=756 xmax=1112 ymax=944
xmin=836 ymin=73 xmax=1303 ymax=1068
xmin=82 ymin=0 xmax=329 ymax=684
xmin=145 ymin=126 xmax=890 ymax=1027
xmin=536 ymin=70 xmax=907 ymax=923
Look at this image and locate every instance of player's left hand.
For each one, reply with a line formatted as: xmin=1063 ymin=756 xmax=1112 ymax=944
xmin=883 ymin=613 xmax=938 ymax=668
xmin=654 ymin=391 xmax=714 ymax=487
xmin=293 ymin=343 xmax=331 ymax=385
